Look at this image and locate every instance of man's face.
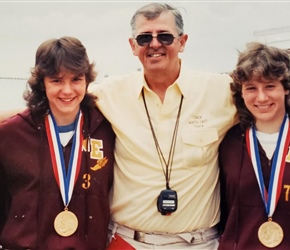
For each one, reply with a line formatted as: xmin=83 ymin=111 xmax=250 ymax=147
xmin=129 ymin=11 xmax=187 ymax=74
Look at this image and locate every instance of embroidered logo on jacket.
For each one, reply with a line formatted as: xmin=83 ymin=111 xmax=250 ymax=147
xmin=90 ymin=157 xmax=108 ymax=171
xmin=81 ymin=138 xmax=109 ymax=189
xmin=188 ymin=115 xmax=207 ymax=128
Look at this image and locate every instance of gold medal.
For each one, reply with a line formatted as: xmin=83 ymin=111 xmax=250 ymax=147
xmin=54 ymin=209 xmax=78 ymax=237
xmin=258 ymin=220 xmax=283 ymax=248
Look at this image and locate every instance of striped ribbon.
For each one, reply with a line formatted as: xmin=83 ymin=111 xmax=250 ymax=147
xmin=45 ymin=110 xmax=83 ymax=207
xmin=246 ymin=115 xmax=290 ymax=217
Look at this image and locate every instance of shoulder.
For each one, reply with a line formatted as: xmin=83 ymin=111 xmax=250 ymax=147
xmin=179 ymin=66 xmax=232 ymax=98
xmin=225 ymin=123 xmax=244 ymax=138
xmin=220 ymin=124 xmax=244 ymax=148
xmin=87 ymin=107 xmax=106 ymax=122
xmin=89 ymin=72 xmax=141 ymax=94
xmin=0 ymin=109 xmax=31 ymax=128
xmin=195 ymin=71 xmax=232 ymax=88
xmin=103 ymin=72 xmax=140 ymax=83
xmin=180 ymin=63 xmax=232 ymax=85
xmin=84 ymin=107 xmax=114 ymax=133
xmin=83 ymin=108 xmax=115 ymax=149
xmin=219 ymin=124 xmax=245 ymax=171
xmin=0 ymin=109 xmax=36 ymax=142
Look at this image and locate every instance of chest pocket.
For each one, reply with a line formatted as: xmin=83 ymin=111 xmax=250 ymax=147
xmin=182 ymin=128 xmax=219 ymax=169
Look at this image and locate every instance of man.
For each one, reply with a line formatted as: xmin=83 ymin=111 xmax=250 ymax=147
xmin=91 ymin=3 xmax=236 ymax=249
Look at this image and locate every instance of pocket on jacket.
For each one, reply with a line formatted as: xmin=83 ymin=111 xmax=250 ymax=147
xmin=182 ymin=128 xmax=218 ymax=169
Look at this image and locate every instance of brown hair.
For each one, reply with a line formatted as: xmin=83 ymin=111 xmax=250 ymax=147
xmin=230 ymin=42 xmax=290 ymax=130
xmin=24 ymin=36 xmax=97 ymax=119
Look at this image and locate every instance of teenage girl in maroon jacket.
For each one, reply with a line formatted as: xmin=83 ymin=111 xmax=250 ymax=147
xmin=0 ymin=36 xmax=115 ymax=249
xmin=219 ymin=42 xmax=290 ymax=250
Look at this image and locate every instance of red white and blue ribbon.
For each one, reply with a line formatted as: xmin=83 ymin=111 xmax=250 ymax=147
xmin=45 ymin=110 xmax=83 ymax=207
xmin=246 ymin=115 xmax=290 ymax=217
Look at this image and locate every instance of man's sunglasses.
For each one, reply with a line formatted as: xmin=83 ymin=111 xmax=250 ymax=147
xmin=135 ymin=33 xmax=180 ymax=46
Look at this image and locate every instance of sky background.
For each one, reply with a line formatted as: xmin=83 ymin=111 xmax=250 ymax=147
xmin=1 ymin=0 xmax=290 ymax=81
xmin=1 ymin=0 xmax=290 ymax=226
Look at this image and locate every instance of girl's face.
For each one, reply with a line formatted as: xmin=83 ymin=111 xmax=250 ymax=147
xmin=242 ymin=78 xmax=289 ymax=131
xmin=44 ymin=70 xmax=87 ymax=125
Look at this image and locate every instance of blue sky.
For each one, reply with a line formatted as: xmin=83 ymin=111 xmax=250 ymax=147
xmin=0 ymin=1 xmax=290 ymax=80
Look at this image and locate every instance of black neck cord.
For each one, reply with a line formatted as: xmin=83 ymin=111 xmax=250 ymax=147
xmin=142 ymin=89 xmax=183 ymax=189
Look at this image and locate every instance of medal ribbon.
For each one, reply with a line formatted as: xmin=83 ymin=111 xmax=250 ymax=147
xmin=246 ymin=115 xmax=290 ymax=217
xmin=45 ymin=110 xmax=83 ymax=207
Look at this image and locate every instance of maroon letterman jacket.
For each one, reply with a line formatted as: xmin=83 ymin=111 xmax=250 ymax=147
xmin=0 ymin=108 xmax=115 ymax=250
xmin=218 ymin=124 xmax=290 ymax=250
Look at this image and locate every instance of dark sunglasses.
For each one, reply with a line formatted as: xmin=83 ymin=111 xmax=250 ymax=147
xmin=135 ymin=33 xmax=180 ymax=46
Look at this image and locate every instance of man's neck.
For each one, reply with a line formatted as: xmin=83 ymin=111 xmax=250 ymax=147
xmin=144 ymin=67 xmax=180 ymax=103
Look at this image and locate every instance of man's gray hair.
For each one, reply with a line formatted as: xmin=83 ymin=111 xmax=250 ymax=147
xmin=130 ymin=3 xmax=184 ymax=37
